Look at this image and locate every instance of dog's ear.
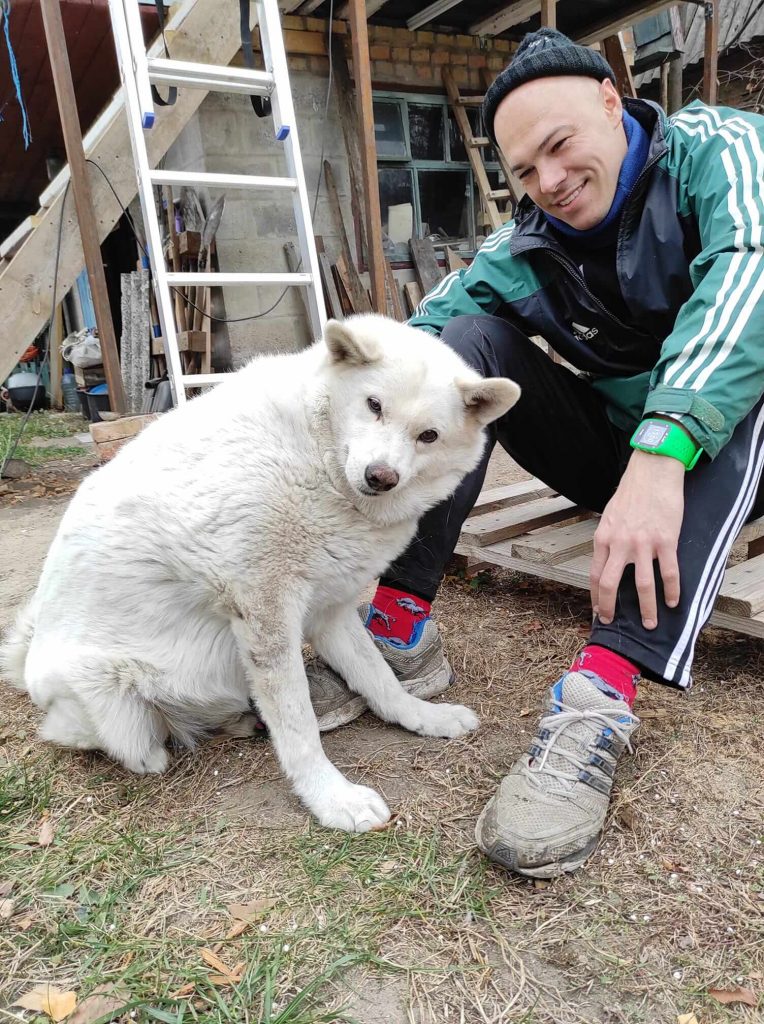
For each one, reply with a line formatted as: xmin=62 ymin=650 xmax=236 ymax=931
xmin=457 ymin=377 xmax=521 ymax=426
xmin=324 ymin=319 xmax=382 ymax=366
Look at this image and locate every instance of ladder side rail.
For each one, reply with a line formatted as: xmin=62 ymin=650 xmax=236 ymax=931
xmin=121 ymin=0 xmax=156 ymax=128
xmin=259 ymin=0 xmax=327 ymax=339
xmin=108 ymin=0 xmax=187 ymax=405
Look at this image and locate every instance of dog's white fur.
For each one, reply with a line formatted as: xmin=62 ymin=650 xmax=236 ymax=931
xmin=1 ymin=315 xmax=519 ymax=832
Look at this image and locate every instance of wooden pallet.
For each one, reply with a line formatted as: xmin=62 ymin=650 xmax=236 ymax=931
xmin=455 ymin=478 xmax=764 ymax=640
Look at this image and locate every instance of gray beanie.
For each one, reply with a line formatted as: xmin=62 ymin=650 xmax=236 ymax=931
xmin=483 ymin=28 xmax=616 ymax=144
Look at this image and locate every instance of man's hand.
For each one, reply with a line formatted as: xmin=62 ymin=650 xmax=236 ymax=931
xmin=590 ymin=451 xmax=685 ymax=630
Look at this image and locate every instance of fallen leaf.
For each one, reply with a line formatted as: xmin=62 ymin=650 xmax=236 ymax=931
xmin=0 ymin=897 xmax=15 ymax=919
xmin=170 ymin=983 xmax=196 ymax=999
xmin=518 ymin=707 xmax=532 ymax=718
xmin=68 ymin=984 xmax=130 ymax=1024
xmin=378 ymin=860 xmax=397 ymax=875
xmin=0 ymin=879 xmax=14 ymax=897
xmin=38 ymin=818 xmax=55 ymax=847
xmin=14 ymin=914 xmax=35 ymax=931
xmin=225 ymin=920 xmax=249 ymax=940
xmin=208 ymin=972 xmax=241 ymax=986
xmin=616 ymin=803 xmax=636 ymax=829
xmin=200 ymin=947 xmax=236 ymax=976
xmin=14 ymin=985 xmax=78 ymax=1021
xmin=226 ymin=898 xmax=276 ymax=923
xmin=677 ymin=1015 xmax=699 ymax=1024
xmin=639 ymin=708 xmax=669 ymax=720
xmin=708 ymin=986 xmax=758 ymax=1007
xmin=661 ymin=858 xmax=689 ymax=873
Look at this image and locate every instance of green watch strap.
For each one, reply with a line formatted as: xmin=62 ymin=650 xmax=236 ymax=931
xmin=630 ymin=418 xmax=702 ymax=470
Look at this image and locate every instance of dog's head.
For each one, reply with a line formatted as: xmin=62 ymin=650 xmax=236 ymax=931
xmin=320 ymin=315 xmax=520 ymax=520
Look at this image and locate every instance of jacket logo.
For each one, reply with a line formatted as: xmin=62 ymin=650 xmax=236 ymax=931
xmin=572 ymin=321 xmax=599 ymax=342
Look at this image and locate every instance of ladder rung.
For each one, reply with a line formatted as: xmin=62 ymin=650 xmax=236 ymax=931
xmin=457 ymin=96 xmax=484 ymax=106
xmin=487 ymin=189 xmax=512 ymax=200
xmin=147 ymin=58 xmax=274 ymax=96
xmin=166 ymin=272 xmax=313 ymax=286
xmin=149 ymin=170 xmax=298 ymax=192
xmin=469 ymin=137 xmax=491 ymax=147
xmin=180 ymin=374 xmax=228 ymax=388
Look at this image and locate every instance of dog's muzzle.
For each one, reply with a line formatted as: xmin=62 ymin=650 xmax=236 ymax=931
xmin=364 ymin=463 xmax=399 ymax=492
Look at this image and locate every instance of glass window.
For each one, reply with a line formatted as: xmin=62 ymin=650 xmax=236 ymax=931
xmin=379 ymin=167 xmax=415 ymax=255
xmin=373 ymin=100 xmax=408 ymax=159
xmin=409 ymin=104 xmax=445 ymax=161
xmin=418 ymin=169 xmax=470 ymax=240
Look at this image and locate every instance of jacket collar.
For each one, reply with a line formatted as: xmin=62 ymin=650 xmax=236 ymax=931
xmin=509 ymin=98 xmax=669 ymax=255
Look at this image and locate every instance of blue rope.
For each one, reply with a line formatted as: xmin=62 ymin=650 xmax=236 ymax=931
xmin=1 ymin=0 xmax=32 ymax=149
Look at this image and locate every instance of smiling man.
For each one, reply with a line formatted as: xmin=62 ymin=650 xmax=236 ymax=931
xmin=307 ymin=29 xmax=764 ymax=878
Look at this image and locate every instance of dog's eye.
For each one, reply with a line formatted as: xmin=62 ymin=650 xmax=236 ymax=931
xmin=418 ymin=429 xmax=438 ymax=444
xmin=367 ymin=397 xmax=382 ymax=416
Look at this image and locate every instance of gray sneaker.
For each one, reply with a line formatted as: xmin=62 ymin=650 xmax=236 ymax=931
xmin=307 ymin=604 xmax=454 ymax=732
xmin=475 ymin=671 xmax=639 ymax=878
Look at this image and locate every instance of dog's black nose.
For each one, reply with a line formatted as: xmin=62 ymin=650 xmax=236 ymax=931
xmin=364 ymin=463 xmax=399 ymax=492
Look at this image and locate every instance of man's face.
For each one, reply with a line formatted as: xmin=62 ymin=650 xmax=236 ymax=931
xmin=494 ymin=76 xmax=627 ymax=230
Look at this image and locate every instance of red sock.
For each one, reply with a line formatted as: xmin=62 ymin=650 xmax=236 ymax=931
xmin=366 ymin=585 xmax=431 ymax=643
xmin=570 ymin=645 xmax=639 ymax=707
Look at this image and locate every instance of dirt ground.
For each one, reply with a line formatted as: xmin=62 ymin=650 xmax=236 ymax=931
xmin=1 ymin=427 xmax=762 ymax=1024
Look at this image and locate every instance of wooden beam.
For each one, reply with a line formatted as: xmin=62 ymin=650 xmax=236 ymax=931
xmin=50 ymin=304 xmax=64 ymax=411
xmin=336 ymin=0 xmax=391 ymax=18
xmin=576 ymin=0 xmax=676 ymax=47
xmin=322 ymin=160 xmax=372 ymax=313
xmin=471 ymin=1 xmax=547 ymax=37
xmin=540 ymin=0 xmax=555 ymax=29
xmin=348 ymin=0 xmax=386 ymax=313
xmin=408 ymin=0 xmax=467 ymax=32
xmin=703 ymin=0 xmax=719 ymax=105
xmin=40 ymin=0 xmax=126 ymax=414
xmin=601 ymin=34 xmax=636 ymax=98
xmin=331 ymin=35 xmax=368 ymax=272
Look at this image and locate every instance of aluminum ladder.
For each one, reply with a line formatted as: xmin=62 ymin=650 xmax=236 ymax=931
xmin=107 ymin=0 xmax=327 ymax=404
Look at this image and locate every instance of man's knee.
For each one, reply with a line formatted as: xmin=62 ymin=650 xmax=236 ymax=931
xmin=439 ymin=315 xmax=531 ymax=378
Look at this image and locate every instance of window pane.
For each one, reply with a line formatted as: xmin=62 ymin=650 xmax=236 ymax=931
xmin=374 ymin=100 xmax=407 ymax=159
xmin=378 ymin=166 xmax=415 ymax=255
xmin=448 ymin=108 xmax=479 ymax=163
xmin=409 ymin=104 xmax=445 ymax=160
xmin=418 ymin=169 xmax=470 ymax=241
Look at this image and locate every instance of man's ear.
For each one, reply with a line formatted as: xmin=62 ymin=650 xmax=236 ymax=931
xmin=324 ymin=319 xmax=382 ymax=366
xmin=601 ymin=78 xmax=623 ymax=125
xmin=457 ymin=377 xmax=521 ymax=426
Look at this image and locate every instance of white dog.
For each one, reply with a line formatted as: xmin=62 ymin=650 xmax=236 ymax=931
xmin=1 ymin=315 xmax=519 ymax=832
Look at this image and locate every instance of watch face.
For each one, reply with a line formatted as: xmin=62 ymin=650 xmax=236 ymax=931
xmin=638 ymin=422 xmax=670 ymax=447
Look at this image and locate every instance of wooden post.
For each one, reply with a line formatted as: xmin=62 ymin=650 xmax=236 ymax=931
xmin=40 ymin=0 xmax=126 ymax=414
xmin=50 ymin=304 xmax=64 ymax=410
xmin=602 ymin=34 xmax=637 ymax=99
xmin=540 ymin=0 xmax=556 ymax=29
xmin=347 ymin=0 xmax=386 ymax=314
xmin=702 ymin=0 xmax=719 ymax=105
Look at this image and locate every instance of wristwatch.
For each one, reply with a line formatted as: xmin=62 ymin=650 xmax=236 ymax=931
xmin=630 ymin=417 xmax=702 ymax=470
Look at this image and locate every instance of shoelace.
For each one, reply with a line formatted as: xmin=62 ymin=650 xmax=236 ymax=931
xmin=520 ymin=698 xmax=636 ymax=789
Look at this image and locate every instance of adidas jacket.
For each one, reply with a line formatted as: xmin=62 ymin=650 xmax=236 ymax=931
xmin=409 ymin=99 xmax=764 ymax=459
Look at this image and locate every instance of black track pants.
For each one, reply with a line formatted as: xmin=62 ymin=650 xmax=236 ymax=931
xmin=381 ymin=316 xmax=764 ymax=688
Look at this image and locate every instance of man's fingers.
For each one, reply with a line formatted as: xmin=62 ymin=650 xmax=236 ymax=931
xmin=589 ymin=537 xmax=609 ymax=614
xmin=634 ymin=552 xmax=658 ymax=630
xmin=596 ymin=556 xmax=627 ymax=625
xmin=658 ymin=547 xmax=681 ymax=609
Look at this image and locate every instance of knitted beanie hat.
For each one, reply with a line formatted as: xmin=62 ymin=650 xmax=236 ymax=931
xmin=483 ymin=28 xmax=616 ymax=143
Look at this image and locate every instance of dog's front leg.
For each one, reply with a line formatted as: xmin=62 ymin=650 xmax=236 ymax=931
xmin=230 ymin=615 xmax=389 ymax=833
xmin=311 ymin=605 xmax=479 ymax=739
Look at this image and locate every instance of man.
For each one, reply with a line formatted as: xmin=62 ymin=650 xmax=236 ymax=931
xmin=309 ymin=28 xmax=764 ymax=878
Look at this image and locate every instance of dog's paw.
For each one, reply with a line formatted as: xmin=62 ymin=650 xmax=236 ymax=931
xmin=122 ymin=746 xmax=170 ymax=775
xmin=311 ymin=781 xmax=390 ymax=833
xmin=401 ymin=699 xmax=479 ymax=739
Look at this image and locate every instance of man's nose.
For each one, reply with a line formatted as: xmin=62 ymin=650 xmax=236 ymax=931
xmin=537 ymin=160 xmax=565 ymax=196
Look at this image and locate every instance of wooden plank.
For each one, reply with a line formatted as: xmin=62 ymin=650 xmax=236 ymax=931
xmin=384 ymin=258 xmax=404 ymax=321
xmin=407 ymin=0 xmax=467 ymax=31
xmin=163 ymin=187 xmax=188 ymax=333
xmin=703 ymin=0 xmax=719 ymax=105
xmin=602 ymin=34 xmax=637 ymax=99
xmin=336 ymin=0 xmax=392 ymax=18
xmin=348 ymin=0 xmax=387 ymax=313
xmin=471 ymin=1 xmax=545 ymax=36
xmin=333 ymin=255 xmax=360 ymax=315
xmin=409 ymin=237 xmax=442 ymax=295
xmin=403 ymin=280 xmax=422 ymax=317
xmin=576 ymin=1 xmax=676 ymax=47
xmin=323 ymin=160 xmax=372 ymax=313
xmin=49 ymin=304 xmax=65 ymax=411
xmin=716 ymin=554 xmax=764 ymax=617
xmin=460 ymin=494 xmax=584 ymax=547
xmin=540 ymin=0 xmax=556 ymax=28
xmin=318 ymin=252 xmax=344 ymax=320
xmin=512 ymin=518 xmax=598 ymax=565
xmin=445 ymin=247 xmax=467 ymax=273
xmin=1 ymin=0 xmax=247 ymax=386
xmin=468 ymin=478 xmax=554 ymax=516
xmin=151 ymin=330 xmax=208 ymax=356
xmin=330 ymin=36 xmax=368 ymax=274
xmin=0 ymin=215 xmax=42 ymax=260
xmin=737 ymin=516 xmax=764 ymax=545
xmin=40 ymin=0 xmax=126 ymax=415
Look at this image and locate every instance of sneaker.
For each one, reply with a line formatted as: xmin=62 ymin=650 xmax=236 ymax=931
xmin=475 ymin=671 xmax=639 ymax=878
xmin=306 ymin=604 xmax=454 ymax=732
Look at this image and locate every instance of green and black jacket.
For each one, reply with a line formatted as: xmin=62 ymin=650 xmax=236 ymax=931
xmin=409 ymin=98 xmax=764 ymax=459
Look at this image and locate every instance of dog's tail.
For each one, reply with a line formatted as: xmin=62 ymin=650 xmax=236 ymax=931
xmin=0 ymin=603 xmax=36 ymax=690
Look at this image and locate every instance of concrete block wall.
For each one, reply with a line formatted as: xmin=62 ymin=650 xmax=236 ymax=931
xmin=165 ymin=18 xmax=516 ymax=362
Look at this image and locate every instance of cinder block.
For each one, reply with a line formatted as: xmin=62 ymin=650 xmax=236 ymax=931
xmin=411 ymin=48 xmax=429 ymax=62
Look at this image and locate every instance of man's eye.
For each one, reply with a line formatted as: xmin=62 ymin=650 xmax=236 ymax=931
xmin=418 ymin=429 xmax=438 ymax=444
xmin=552 ymin=137 xmax=569 ymax=152
xmin=367 ymin=397 xmax=382 ymax=415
